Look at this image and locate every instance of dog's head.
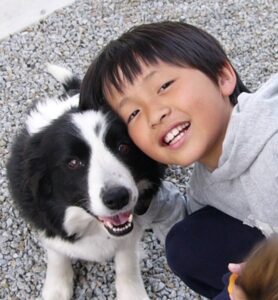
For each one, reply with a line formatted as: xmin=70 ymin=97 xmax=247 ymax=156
xmin=14 ymin=98 xmax=164 ymax=240
xmin=7 ymin=65 xmax=165 ymax=241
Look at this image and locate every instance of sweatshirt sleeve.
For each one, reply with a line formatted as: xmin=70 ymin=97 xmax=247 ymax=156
xmin=135 ymin=181 xmax=187 ymax=245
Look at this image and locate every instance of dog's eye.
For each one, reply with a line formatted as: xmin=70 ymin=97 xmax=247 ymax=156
xmin=67 ymin=159 xmax=84 ymax=169
xmin=118 ymin=143 xmax=130 ymax=154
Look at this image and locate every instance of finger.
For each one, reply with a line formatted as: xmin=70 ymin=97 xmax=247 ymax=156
xmin=228 ymin=262 xmax=245 ymax=274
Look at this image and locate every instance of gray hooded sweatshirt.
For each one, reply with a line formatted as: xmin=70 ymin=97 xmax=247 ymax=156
xmin=187 ymin=73 xmax=278 ymax=237
xmin=136 ymin=180 xmax=187 ymax=244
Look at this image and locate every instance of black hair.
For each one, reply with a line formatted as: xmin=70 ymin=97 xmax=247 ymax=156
xmin=80 ymin=21 xmax=249 ymax=110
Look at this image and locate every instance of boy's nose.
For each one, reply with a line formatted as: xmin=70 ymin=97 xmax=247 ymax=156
xmin=149 ymin=105 xmax=171 ymax=128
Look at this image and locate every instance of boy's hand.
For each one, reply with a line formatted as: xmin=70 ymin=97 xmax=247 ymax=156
xmin=228 ymin=263 xmax=247 ymax=300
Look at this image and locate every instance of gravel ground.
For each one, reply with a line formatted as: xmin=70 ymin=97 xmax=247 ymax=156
xmin=0 ymin=0 xmax=277 ymax=299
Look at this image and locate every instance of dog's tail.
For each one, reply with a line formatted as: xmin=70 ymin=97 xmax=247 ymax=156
xmin=46 ymin=63 xmax=81 ymax=93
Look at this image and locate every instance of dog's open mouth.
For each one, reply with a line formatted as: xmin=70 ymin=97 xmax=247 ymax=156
xmin=98 ymin=211 xmax=134 ymax=236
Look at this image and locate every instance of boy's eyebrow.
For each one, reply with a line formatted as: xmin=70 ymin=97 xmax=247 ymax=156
xmin=118 ymin=97 xmax=129 ymax=109
xmin=143 ymin=70 xmax=157 ymax=81
xmin=118 ymin=70 xmax=157 ymax=110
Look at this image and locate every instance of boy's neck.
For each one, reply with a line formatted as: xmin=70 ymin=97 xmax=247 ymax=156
xmin=199 ymin=101 xmax=233 ymax=171
xmin=199 ymin=132 xmax=225 ymax=172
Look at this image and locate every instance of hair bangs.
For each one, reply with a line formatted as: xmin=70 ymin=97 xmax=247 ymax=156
xmin=102 ymin=41 xmax=160 ymax=97
xmin=80 ymin=22 xmax=249 ymax=110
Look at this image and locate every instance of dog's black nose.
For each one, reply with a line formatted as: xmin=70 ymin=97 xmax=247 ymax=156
xmin=102 ymin=186 xmax=130 ymax=210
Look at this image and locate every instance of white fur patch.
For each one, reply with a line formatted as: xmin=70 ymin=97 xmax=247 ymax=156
xmin=26 ymin=94 xmax=79 ymax=135
xmin=63 ymin=206 xmax=94 ymax=239
xmin=46 ymin=63 xmax=73 ymax=84
xmin=72 ymin=111 xmax=139 ymax=217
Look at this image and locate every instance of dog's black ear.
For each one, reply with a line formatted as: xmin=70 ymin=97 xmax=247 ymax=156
xmin=134 ymin=196 xmax=152 ymax=215
xmin=134 ymin=183 xmax=160 ymax=215
xmin=24 ymin=134 xmax=69 ymax=239
xmin=26 ymin=135 xmax=52 ymax=200
xmin=134 ymin=164 xmax=166 ymax=215
xmin=28 ymin=164 xmax=52 ymax=200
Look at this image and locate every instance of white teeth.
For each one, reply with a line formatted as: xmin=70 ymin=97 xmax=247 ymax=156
xmin=109 ymin=222 xmax=132 ymax=233
xmin=164 ymin=122 xmax=189 ymax=144
xmin=102 ymin=215 xmax=133 ymax=234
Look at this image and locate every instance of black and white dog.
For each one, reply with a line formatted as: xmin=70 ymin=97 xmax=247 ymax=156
xmin=7 ymin=65 xmax=165 ymax=300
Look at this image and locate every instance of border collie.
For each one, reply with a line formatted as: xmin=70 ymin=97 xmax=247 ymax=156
xmin=6 ymin=65 xmax=165 ymax=300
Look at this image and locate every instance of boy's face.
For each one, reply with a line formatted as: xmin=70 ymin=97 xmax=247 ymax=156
xmin=105 ymin=60 xmax=236 ymax=169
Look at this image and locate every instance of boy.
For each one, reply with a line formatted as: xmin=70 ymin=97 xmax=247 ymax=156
xmin=80 ymin=21 xmax=278 ymax=299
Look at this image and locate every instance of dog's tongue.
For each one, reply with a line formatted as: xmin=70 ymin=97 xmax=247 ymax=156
xmin=99 ymin=211 xmax=131 ymax=226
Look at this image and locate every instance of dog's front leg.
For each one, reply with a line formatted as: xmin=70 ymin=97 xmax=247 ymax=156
xmin=115 ymin=239 xmax=150 ymax=300
xmin=42 ymin=247 xmax=74 ymax=300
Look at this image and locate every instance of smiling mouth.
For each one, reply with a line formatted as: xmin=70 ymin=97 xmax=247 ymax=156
xmin=163 ymin=122 xmax=191 ymax=145
xmin=97 ymin=211 xmax=133 ymax=236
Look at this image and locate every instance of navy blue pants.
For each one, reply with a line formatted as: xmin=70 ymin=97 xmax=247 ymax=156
xmin=165 ymin=206 xmax=264 ymax=299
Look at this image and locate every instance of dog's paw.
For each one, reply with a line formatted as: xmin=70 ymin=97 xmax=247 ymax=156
xmin=42 ymin=272 xmax=73 ymax=300
xmin=117 ymin=287 xmax=150 ymax=300
xmin=116 ymin=274 xmax=150 ymax=300
xmin=118 ymin=294 xmax=150 ymax=300
xmin=42 ymin=283 xmax=73 ymax=300
xmin=42 ymin=289 xmax=72 ymax=300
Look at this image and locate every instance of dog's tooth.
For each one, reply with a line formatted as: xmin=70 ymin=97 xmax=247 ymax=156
xmin=128 ymin=214 xmax=133 ymax=223
xmin=104 ymin=221 xmax=113 ymax=229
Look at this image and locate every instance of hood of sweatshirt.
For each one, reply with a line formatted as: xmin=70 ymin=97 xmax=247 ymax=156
xmin=187 ymin=74 xmax=278 ymax=234
xmin=209 ymin=73 xmax=278 ymax=181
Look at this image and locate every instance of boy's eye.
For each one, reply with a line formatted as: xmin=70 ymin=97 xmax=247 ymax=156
xmin=127 ymin=109 xmax=139 ymax=124
xmin=158 ymin=80 xmax=174 ymax=93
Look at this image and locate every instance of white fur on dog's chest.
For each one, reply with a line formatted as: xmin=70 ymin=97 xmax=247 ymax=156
xmin=42 ymin=221 xmax=142 ymax=263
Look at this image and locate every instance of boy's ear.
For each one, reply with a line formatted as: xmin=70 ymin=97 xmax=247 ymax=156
xmin=218 ymin=62 xmax=237 ymax=97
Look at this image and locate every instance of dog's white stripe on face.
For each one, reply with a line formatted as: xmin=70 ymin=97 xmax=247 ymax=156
xmin=72 ymin=111 xmax=138 ymax=217
xmin=26 ymin=94 xmax=79 ymax=135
